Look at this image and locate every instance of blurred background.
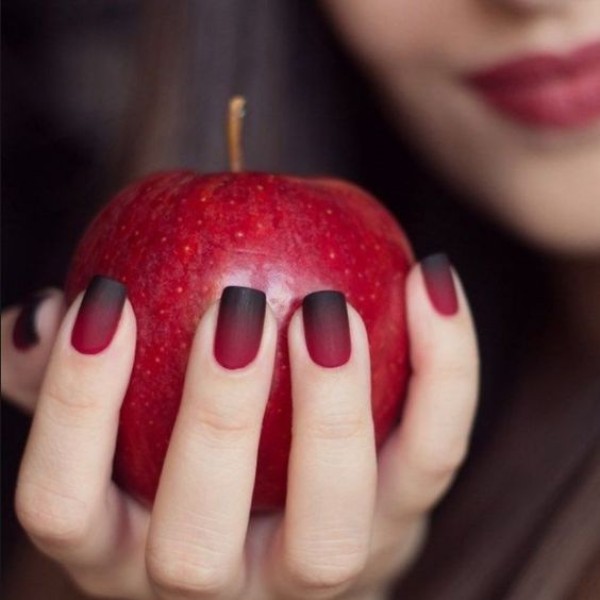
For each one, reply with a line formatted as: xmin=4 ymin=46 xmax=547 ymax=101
xmin=2 ymin=0 xmax=546 ymax=591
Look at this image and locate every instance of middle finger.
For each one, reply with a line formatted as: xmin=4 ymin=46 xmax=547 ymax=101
xmin=147 ymin=287 xmax=276 ymax=599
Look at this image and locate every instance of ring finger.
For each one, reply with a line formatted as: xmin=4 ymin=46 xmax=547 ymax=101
xmin=272 ymin=292 xmax=376 ymax=599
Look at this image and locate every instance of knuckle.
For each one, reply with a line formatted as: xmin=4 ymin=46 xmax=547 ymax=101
xmin=286 ymin=554 xmax=365 ymax=595
xmin=309 ymin=405 xmax=370 ymax=441
xmin=416 ymin=440 xmax=468 ymax=484
xmin=147 ymin=545 xmax=232 ymax=598
xmin=286 ymin=534 xmax=367 ymax=594
xmin=433 ymin=356 xmax=475 ymax=387
xmin=16 ymin=481 xmax=91 ymax=551
xmin=192 ymin=399 xmax=256 ymax=445
xmin=42 ymin=378 xmax=103 ymax=418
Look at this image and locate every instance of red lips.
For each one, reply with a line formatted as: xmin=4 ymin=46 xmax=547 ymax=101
xmin=467 ymin=40 xmax=600 ymax=128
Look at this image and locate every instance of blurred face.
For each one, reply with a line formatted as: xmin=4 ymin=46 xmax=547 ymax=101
xmin=322 ymin=0 xmax=600 ymax=254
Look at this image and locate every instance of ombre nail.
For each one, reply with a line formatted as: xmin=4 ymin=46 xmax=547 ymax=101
xmin=302 ymin=291 xmax=351 ymax=368
xmin=71 ymin=276 xmax=127 ymax=354
xmin=214 ymin=286 xmax=266 ymax=369
xmin=421 ymin=253 xmax=458 ymax=316
xmin=13 ymin=294 xmax=47 ymax=351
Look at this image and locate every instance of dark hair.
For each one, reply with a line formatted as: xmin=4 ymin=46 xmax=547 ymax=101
xmin=3 ymin=1 xmax=598 ymax=597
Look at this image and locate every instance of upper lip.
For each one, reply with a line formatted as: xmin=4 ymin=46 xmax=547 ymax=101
xmin=466 ymin=39 xmax=600 ymax=88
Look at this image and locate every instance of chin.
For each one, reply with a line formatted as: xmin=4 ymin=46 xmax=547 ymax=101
xmin=429 ymin=137 xmax=600 ymax=257
xmin=469 ymin=182 xmax=600 ymax=257
xmin=503 ymin=214 xmax=600 ymax=256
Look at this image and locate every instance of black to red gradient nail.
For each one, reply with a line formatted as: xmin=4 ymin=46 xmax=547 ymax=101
xmin=13 ymin=294 xmax=47 ymax=351
xmin=421 ymin=253 xmax=459 ymax=316
xmin=71 ymin=276 xmax=127 ymax=354
xmin=302 ymin=291 xmax=351 ymax=368
xmin=214 ymin=286 xmax=266 ymax=369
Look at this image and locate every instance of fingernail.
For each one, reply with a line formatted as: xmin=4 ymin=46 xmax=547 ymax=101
xmin=13 ymin=294 xmax=48 ymax=351
xmin=214 ymin=286 xmax=266 ymax=369
xmin=303 ymin=291 xmax=351 ymax=368
xmin=421 ymin=253 xmax=458 ymax=316
xmin=71 ymin=276 xmax=127 ymax=354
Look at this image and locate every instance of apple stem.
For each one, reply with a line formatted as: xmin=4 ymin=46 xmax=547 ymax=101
xmin=228 ymin=96 xmax=246 ymax=173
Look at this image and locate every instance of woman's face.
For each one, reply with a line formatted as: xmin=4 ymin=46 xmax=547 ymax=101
xmin=322 ymin=0 xmax=600 ymax=253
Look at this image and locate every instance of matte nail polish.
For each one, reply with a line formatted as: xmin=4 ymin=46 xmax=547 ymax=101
xmin=214 ymin=286 xmax=266 ymax=369
xmin=13 ymin=294 xmax=47 ymax=350
xmin=302 ymin=291 xmax=351 ymax=368
xmin=71 ymin=276 xmax=127 ymax=354
xmin=421 ymin=253 xmax=458 ymax=316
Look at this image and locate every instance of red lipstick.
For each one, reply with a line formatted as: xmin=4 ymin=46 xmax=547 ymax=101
xmin=467 ymin=40 xmax=600 ymax=128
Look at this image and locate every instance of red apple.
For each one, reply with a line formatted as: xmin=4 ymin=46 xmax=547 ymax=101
xmin=65 ymin=170 xmax=413 ymax=509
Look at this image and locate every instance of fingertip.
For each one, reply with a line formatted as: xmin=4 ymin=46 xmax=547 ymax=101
xmin=406 ymin=257 xmax=477 ymax=372
xmin=1 ymin=290 xmax=67 ymax=412
xmin=189 ymin=288 xmax=277 ymax=380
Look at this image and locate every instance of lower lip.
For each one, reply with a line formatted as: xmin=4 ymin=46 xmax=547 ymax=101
xmin=467 ymin=43 xmax=600 ymax=129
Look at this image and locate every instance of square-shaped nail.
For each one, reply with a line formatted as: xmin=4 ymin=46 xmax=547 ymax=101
xmin=421 ymin=253 xmax=458 ymax=316
xmin=71 ymin=276 xmax=127 ymax=354
xmin=214 ymin=286 xmax=266 ymax=369
xmin=303 ymin=291 xmax=351 ymax=368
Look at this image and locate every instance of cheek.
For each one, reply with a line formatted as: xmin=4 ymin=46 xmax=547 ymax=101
xmin=321 ymin=0 xmax=453 ymax=68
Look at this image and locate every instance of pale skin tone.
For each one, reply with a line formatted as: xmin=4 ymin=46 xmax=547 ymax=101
xmin=320 ymin=0 xmax=600 ymax=356
xmin=2 ymin=268 xmax=478 ymax=600
xmin=322 ymin=0 xmax=600 ymax=253
xmin=3 ymin=0 xmax=600 ymax=598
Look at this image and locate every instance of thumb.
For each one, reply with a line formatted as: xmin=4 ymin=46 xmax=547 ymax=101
xmin=1 ymin=289 xmax=66 ymax=413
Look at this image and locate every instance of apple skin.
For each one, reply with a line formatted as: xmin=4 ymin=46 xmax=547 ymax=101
xmin=65 ymin=171 xmax=414 ymax=510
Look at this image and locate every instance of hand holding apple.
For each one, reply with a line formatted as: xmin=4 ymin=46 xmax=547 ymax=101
xmin=10 ymin=255 xmax=478 ymax=600
xmin=9 ymin=99 xmax=479 ymax=599
xmin=64 ymin=98 xmax=414 ymax=509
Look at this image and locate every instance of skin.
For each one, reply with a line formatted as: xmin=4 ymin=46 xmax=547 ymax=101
xmin=320 ymin=0 xmax=600 ymax=375
xmin=322 ymin=0 xmax=600 ymax=254
xmin=3 ymin=0 xmax=599 ymax=598
xmin=2 ymin=272 xmax=478 ymax=600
